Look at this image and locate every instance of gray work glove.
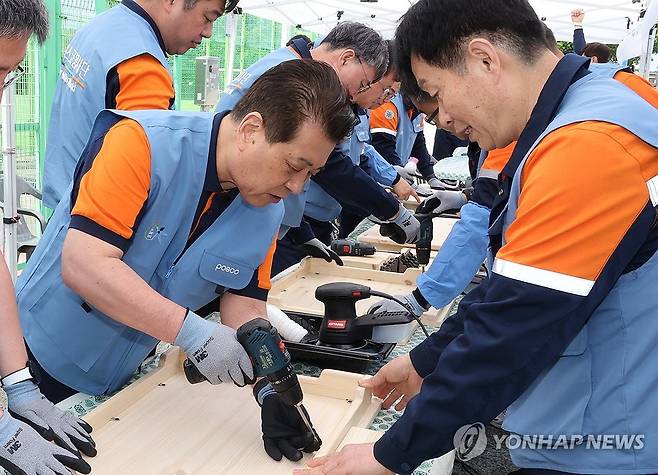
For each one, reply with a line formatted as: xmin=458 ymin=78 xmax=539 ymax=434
xmin=5 ymin=380 xmax=96 ymax=458
xmin=0 ymin=409 xmax=91 ymax=475
xmin=372 ymin=203 xmax=421 ymax=244
xmin=426 ymin=176 xmax=447 ymax=190
xmin=393 ymin=166 xmax=417 ymax=184
xmin=175 ymin=309 xmax=253 ymax=386
xmin=367 ymin=293 xmax=426 ymax=318
xmin=300 ymin=238 xmax=344 ymax=266
xmin=421 ymin=190 xmax=467 ymax=215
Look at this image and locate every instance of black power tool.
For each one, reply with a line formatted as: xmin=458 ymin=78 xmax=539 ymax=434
xmin=316 ymin=282 xmax=428 ymax=345
xmin=414 ymin=195 xmax=462 ymax=266
xmin=183 ymin=319 xmax=317 ymax=440
xmin=330 ymin=239 xmax=376 ymax=257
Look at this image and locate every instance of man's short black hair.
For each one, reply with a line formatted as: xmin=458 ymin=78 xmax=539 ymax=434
xmin=231 ymin=59 xmax=355 ymax=145
xmin=583 ymin=42 xmax=611 ymax=63
xmin=396 ymin=0 xmax=548 ymax=84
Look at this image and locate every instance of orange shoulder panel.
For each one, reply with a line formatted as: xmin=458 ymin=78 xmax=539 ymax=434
xmin=498 ymin=122 xmax=655 ymax=281
xmin=613 ymin=71 xmax=658 ymax=109
xmin=482 ymin=141 xmax=516 ymax=173
xmin=71 ymin=119 xmax=151 ymax=239
xmin=115 ymin=53 xmax=174 ymax=111
xmin=257 ymin=235 xmax=278 ymax=291
xmin=370 ymin=102 xmax=399 ymax=134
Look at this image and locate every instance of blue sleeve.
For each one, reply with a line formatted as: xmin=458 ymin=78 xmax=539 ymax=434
xmin=410 ymin=132 xmax=435 ymax=179
xmin=372 ymin=203 xmax=657 ymax=474
xmin=310 ymin=149 xmax=399 ymax=220
xmin=362 ymin=144 xmax=398 ymax=186
xmin=285 ymin=219 xmax=314 ymax=245
xmin=573 ymin=28 xmax=586 ymax=55
xmin=371 ymin=132 xmax=402 ymax=166
xmin=416 ymin=201 xmax=489 ymax=309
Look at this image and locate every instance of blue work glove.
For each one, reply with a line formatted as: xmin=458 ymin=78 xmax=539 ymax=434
xmin=0 ymin=409 xmax=91 ymax=475
xmin=300 ymin=238 xmax=344 ymax=266
xmin=367 ymin=293 xmax=426 ymax=318
xmin=254 ymin=380 xmax=321 ymax=462
xmin=175 ymin=309 xmax=254 ymax=386
xmin=373 ymin=203 xmax=421 ymax=244
xmin=5 ymin=380 xmax=96 ymax=458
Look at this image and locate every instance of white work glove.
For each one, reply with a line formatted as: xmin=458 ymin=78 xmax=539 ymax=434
xmin=367 ymin=293 xmax=426 ymax=318
xmin=393 ymin=165 xmax=416 ymax=184
xmin=300 ymin=238 xmax=343 ymax=266
xmin=175 ymin=309 xmax=254 ymax=386
xmin=5 ymin=380 xmax=96 ymax=458
xmin=371 ymin=203 xmax=421 ymax=244
xmin=0 ymin=409 xmax=91 ymax=475
xmin=420 ymin=190 xmax=467 ymax=215
xmin=571 ymin=9 xmax=584 ymax=27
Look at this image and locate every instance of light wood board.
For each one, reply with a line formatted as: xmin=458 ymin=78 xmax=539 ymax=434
xmin=358 ymin=217 xmax=457 ymax=253
xmin=83 ymin=348 xmax=381 ymax=475
xmin=340 ymin=251 xmax=437 ymax=271
xmin=336 ymin=427 xmax=383 ymax=450
xmin=269 ymin=258 xmax=452 ymax=326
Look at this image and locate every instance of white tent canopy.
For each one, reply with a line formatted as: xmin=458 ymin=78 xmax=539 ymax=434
xmin=238 ymin=0 xmax=644 ymax=45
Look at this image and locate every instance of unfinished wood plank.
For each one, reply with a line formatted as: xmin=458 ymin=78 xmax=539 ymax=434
xmin=83 ymin=348 xmax=381 ymax=475
xmin=340 ymin=251 xmax=437 ymax=271
xmin=357 ymin=217 xmax=457 ymax=253
xmin=336 ymin=427 xmax=383 ymax=450
xmin=269 ymin=258 xmax=452 ymax=325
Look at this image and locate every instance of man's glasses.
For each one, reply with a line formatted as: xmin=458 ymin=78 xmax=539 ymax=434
xmin=355 ymin=57 xmax=373 ymax=95
xmin=2 ymin=66 xmax=26 ymax=91
xmin=424 ymin=105 xmax=440 ymax=126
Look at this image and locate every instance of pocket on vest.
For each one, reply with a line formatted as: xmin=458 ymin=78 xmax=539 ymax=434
xmin=29 ymin=279 xmax=125 ymax=372
xmin=504 ymin=326 xmax=592 ymax=437
xmin=163 ymin=250 xmax=255 ymax=310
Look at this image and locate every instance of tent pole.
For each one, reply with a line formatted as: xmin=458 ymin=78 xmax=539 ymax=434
xmin=224 ymin=13 xmax=238 ymax=88
xmin=1 ymin=84 xmax=19 ymax=282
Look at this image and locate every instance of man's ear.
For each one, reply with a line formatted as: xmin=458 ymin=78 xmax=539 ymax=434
xmin=236 ymin=112 xmax=264 ymax=150
xmin=162 ymin=0 xmax=176 ymax=14
xmin=466 ymin=38 xmax=500 ymax=75
xmin=338 ymin=48 xmax=356 ymax=66
xmin=591 ymin=56 xmax=599 ymax=64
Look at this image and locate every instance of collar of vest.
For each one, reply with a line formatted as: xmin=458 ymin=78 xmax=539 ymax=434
xmin=204 ymin=111 xmax=230 ymax=191
xmin=290 ymin=38 xmax=313 ymax=59
xmin=122 ymin=0 xmax=167 ymax=56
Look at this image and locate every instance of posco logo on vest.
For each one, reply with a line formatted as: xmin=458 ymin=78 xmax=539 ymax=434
xmin=453 ymin=423 xmax=487 ymax=461
xmin=215 ymin=263 xmax=240 ymax=275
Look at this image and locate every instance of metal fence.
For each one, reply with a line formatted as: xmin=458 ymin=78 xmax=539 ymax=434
xmin=1 ymin=1 xmax=319 ymax=217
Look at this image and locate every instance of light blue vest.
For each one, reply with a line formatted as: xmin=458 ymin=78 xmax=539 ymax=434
xmin=495 ymin=74 xmax=658 ymax=473
xmin=17 ymin=110 xmax=283 ymax=395
xmin=389 ymin=93 xmax=424 ymax=165
xmin=43 ymin=3 xmax=171 ymax=209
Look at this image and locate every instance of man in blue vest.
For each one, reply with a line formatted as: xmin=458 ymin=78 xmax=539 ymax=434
xmin=18 ymin=60 xmax=354 ymax=463
xmin=1 ymin=2 xmax=97 ymax=474
xmin=299 ymin=1 xmax=658 ymax=474
xmin=370 ymin=91 xmax=442 ymax=189
xmin=42 ymin=0 xmax=239 ymax=210
xmin=216 ymin=23 xmax=421 ymax=275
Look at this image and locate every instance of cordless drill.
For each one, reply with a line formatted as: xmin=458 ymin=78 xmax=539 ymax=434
xmin=183 ymin=318 xmax=317 ymax=440
xmin=414 ymin=198 xmax=437 ymax=267
xmin=330 ymin=239 xmax=376 ymax=257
